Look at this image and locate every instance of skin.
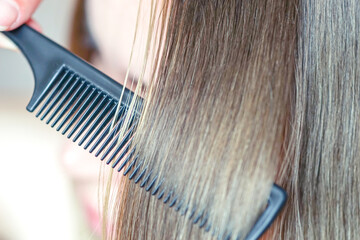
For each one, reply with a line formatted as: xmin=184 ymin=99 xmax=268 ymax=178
xmin=0 ymin=0 xmax=41 ymax=30
xmin=0 ymin=0 xmax=41 ymax=49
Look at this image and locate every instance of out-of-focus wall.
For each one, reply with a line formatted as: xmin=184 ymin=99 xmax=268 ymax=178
xmin=0 ymin=1 xmax=98 ymax=240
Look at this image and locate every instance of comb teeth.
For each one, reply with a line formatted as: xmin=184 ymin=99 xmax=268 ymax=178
xmin=40 ymin=72 xmax=76 ymax=121
xmin=61 ymin=86 xmax=97 ymax=135
xmin=140 ymin=170 xmax=152 ymax=188
xmin=27 ymin=64 xmax=285 ymax=240
xmin=50 ymin=80 xmax=86 ymax=128
xmin=35 ymin=69 xmax=69 ymax=118
xmin=73 ymin=95 xmax=107 ymax=142
xmin=46 ymin=75 xmax=81 ymax=124
xmin=30 ymin=65 xmax=136 ymax=157
xmin=80 ymin=101 xmax=115 ymax=148
xmin=66 ymin=91 xmax=102 ymax=139
xmin=2 ymin=25 xmax=285 ymax=240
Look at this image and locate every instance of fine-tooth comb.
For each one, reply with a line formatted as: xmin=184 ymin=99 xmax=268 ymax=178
xmin=2 ymin=25 xmax=287 ymax=240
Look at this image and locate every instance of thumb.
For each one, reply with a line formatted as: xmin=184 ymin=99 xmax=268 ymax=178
xmin=0 ymin=0 xmax=42 ymax=31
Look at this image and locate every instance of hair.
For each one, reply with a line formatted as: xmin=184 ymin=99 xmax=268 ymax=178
xmin=70 ymin=0 xmax=359 ymax=239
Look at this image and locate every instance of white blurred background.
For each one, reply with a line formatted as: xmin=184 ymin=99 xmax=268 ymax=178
xmin=0 ymin=1 xmax=99 ymax=239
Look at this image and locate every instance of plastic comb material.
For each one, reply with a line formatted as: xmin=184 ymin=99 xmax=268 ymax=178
xmin=2 ymin=25 xmax=286 ymax=240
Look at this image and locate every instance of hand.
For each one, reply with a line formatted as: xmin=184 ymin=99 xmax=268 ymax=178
xmin=0 ymin=0 xmax=42 ymax=50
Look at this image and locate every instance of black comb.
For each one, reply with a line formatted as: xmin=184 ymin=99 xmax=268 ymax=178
xmin=2 ymin=25 xmax=286 ymax=240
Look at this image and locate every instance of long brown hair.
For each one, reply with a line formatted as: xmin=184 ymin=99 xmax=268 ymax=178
xmin=104 ymin=0 xmax=296 ymax=239
xmin=70 ymin=0 xmax=359 ymax=239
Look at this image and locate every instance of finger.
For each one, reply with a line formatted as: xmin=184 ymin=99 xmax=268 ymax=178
xmin=26 ymin=18 xmax=42 ymax=32
xmin=0 ymin=0 xmax=42 ymax=31
xmin=0 ymin=18 xmax=41 ymax=51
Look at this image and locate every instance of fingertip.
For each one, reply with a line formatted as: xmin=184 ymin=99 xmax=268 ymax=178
xmin=0 ymin=0 xmax=20 ymax=31
xmin=0 ymin=0 xmax=43 ymax=31
xmin=26 ymin=18 xmax=42 ymax=32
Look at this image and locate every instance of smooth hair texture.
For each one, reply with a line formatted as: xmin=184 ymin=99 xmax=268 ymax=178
xmin=70 ymin=0 xmax=359 ymax=239
xmin=105 ymin=0 xmax=296 ymax=239
xmin=273 ymin=0 xmax=360 ymax=239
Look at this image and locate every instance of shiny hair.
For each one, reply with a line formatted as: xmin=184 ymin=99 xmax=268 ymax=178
xmin=70 ymin=0 xmax=359 ymax=239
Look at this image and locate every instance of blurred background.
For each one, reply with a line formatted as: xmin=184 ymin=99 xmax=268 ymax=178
xmin=0 ymin=1 xmax=100 ymax=239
